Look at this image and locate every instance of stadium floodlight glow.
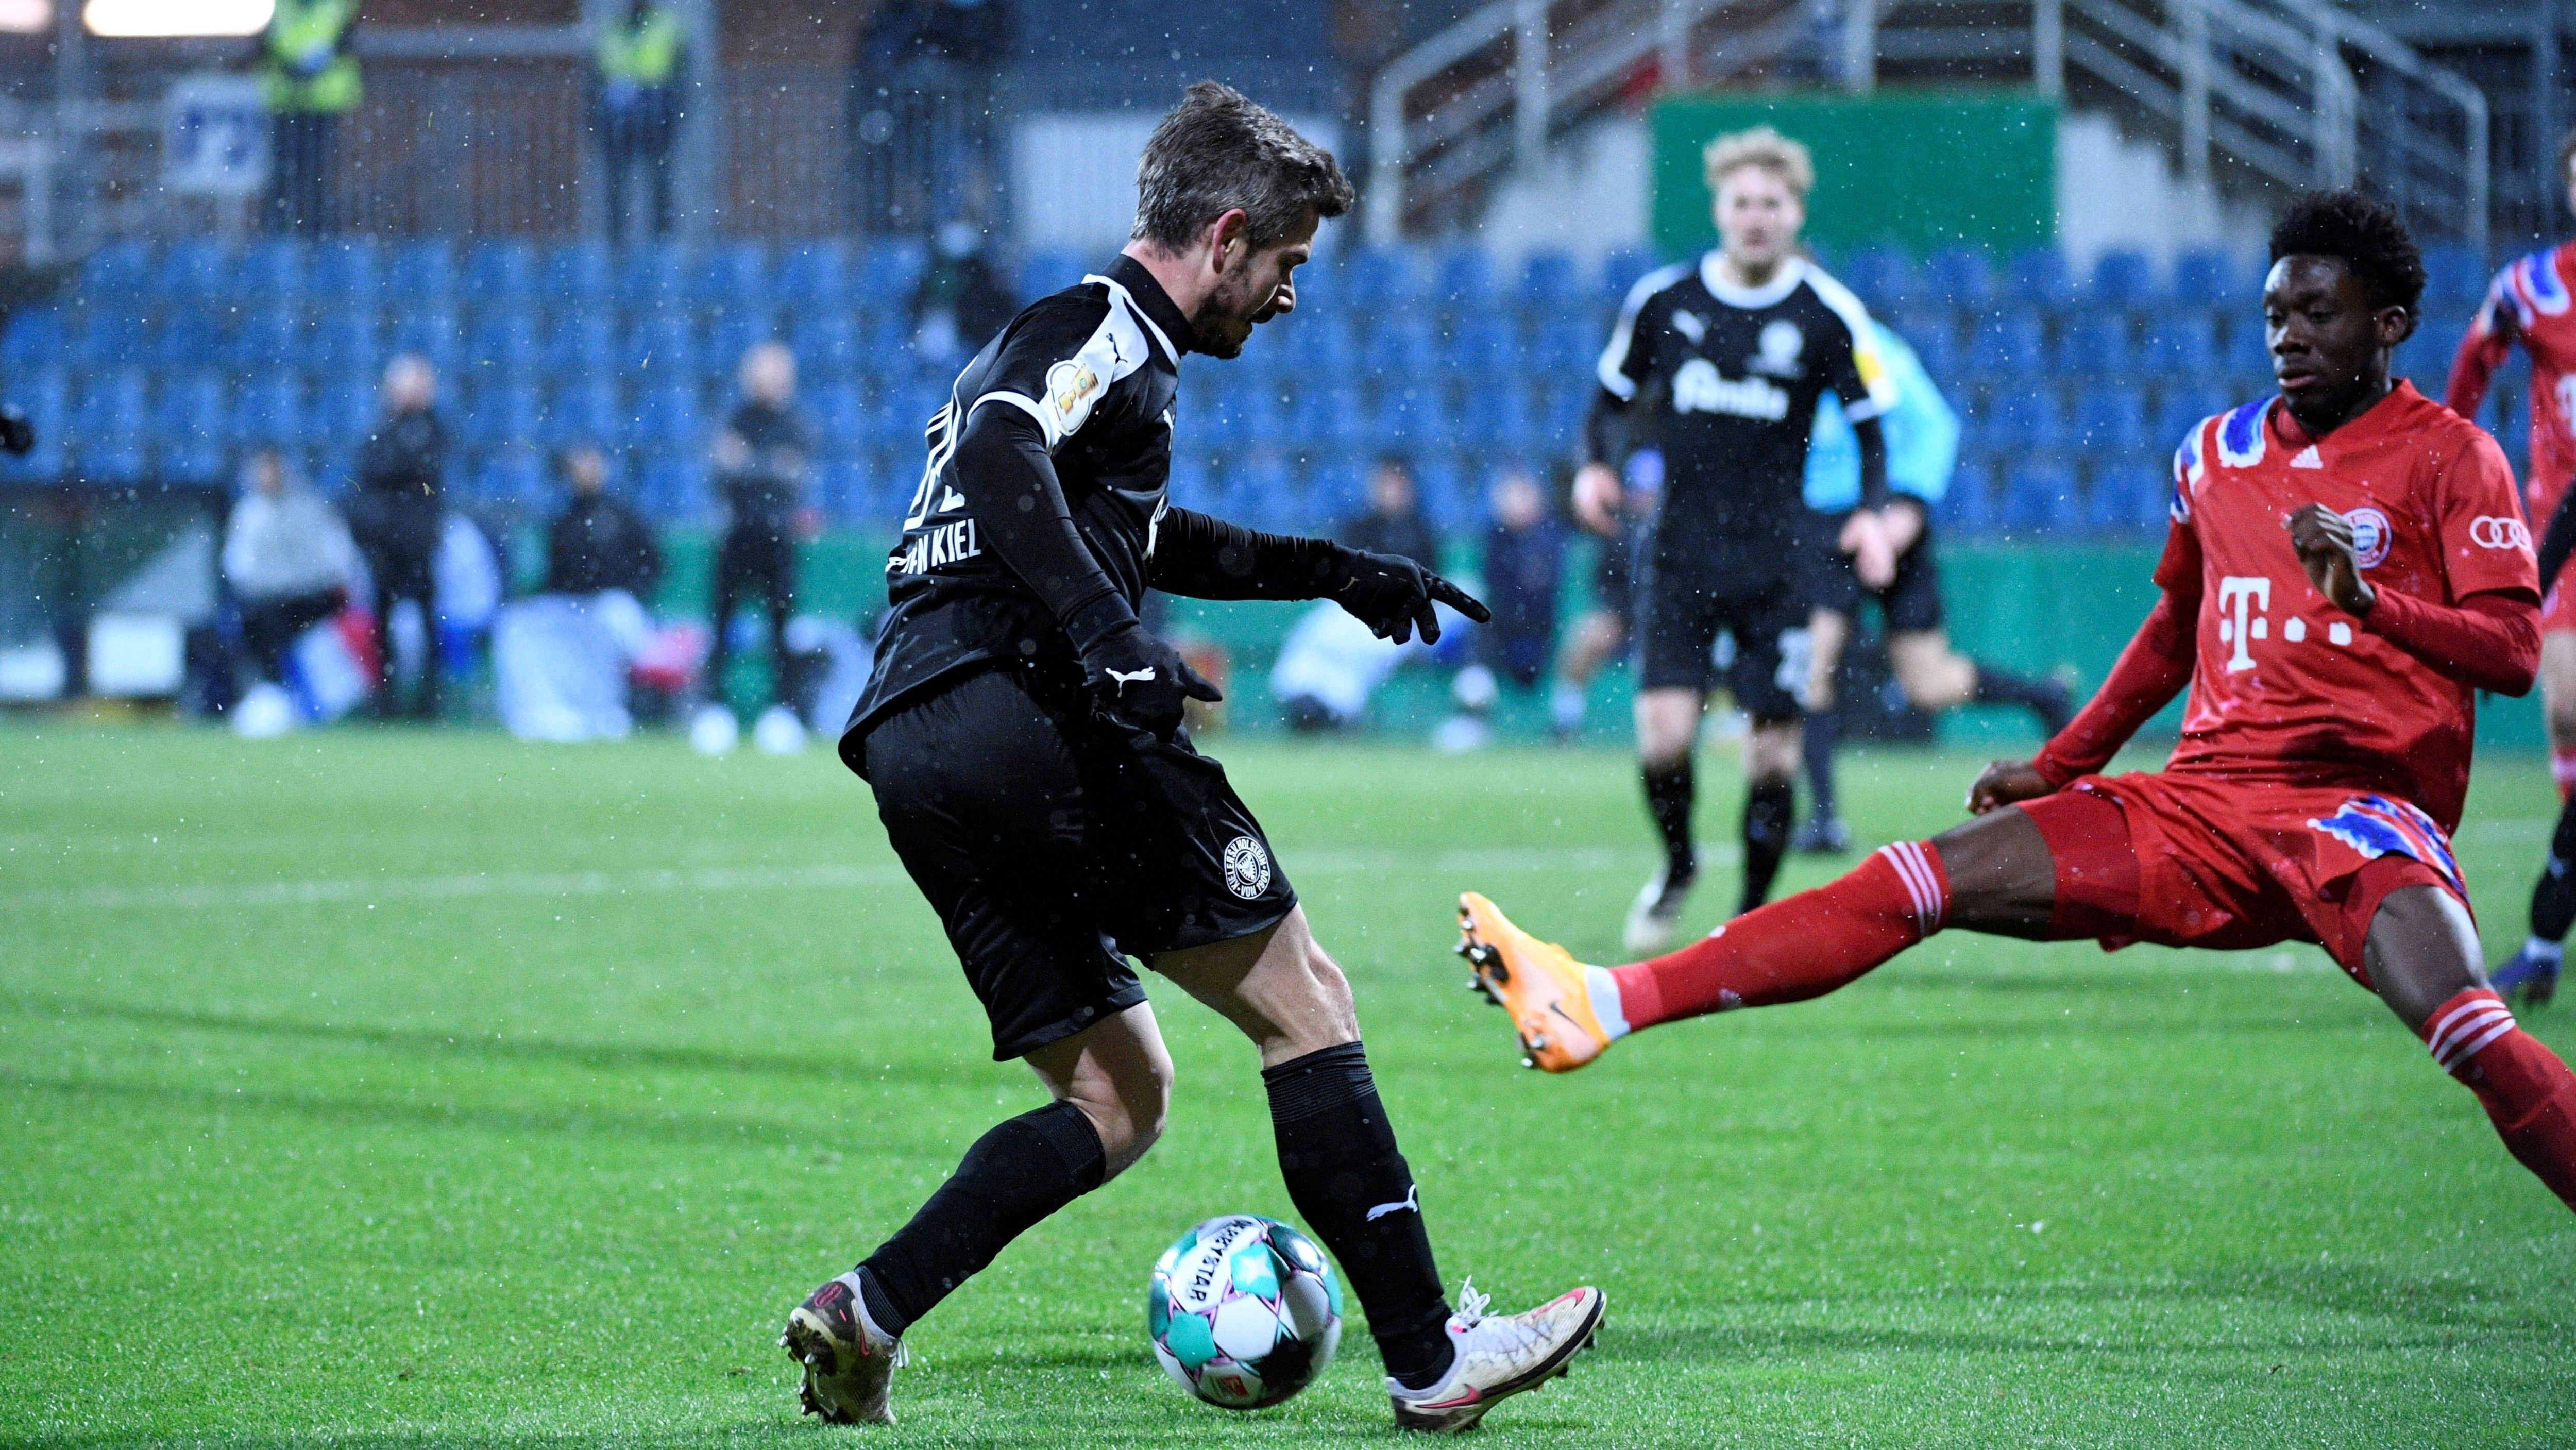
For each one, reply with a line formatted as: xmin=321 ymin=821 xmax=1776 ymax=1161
xmin=0 ymin=0 xmax=50 ymax=34
xmin=84 ymin=0 xmax=272 ymax=37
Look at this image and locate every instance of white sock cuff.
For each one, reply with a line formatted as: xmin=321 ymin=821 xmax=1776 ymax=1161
xmin=2527 ymin=937 xmax=2565 ymax=964
xmin=1586 ymin=965 xmax=1630 ymax=1040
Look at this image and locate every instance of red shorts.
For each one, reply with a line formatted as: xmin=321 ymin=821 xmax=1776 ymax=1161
xmin=2020 ymin=772 xmax=2469 ymax=987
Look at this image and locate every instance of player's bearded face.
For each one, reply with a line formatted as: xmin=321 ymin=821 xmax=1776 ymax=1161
xmin=1714 ymin=167 xmax=1804 ymax=275
xmin=1197 ymin=213 xmax=1317 ymax=360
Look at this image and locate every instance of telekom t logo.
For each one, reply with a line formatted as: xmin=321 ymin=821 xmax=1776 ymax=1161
xmin=2217 ymin=576 xmax=2270 ymax=671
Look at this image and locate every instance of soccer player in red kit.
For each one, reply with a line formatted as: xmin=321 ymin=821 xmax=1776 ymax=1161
xmin=2448 ymin=129 xmax=2576 ymax=1007
xmin=1458 ymin=190 xmax=2576 ymax=1215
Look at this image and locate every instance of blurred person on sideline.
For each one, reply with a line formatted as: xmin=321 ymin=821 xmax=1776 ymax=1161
xmin=1439 ymin=467 xmax=1566 ymax=751
xmin=593 ymin=0 xmax=688 ymax=241
xmin=1548 ymin=448 xmax=1659 ymax=740
xmin=1340 ymin=454 xmax=1442 ymax=566
xmin=348 ymin=355 xmax=451 ymax=720
xmin=223 ymin=446 xmax=357 ymax=687
xmin=547 ymin=444 xmax=664 ymax=601
xmin=256 ymin=0 xmax=359 ymax=235
xmin=846 ymin=0 xmax=1015 ymax=233
xmin=704 ymin=341 xmax=816 ymax=747
xmin=911 ymin=220 xmax=1019 ymax=365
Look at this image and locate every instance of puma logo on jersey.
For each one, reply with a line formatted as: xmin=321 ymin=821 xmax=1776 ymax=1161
xmin=1107 ymin=666 xmax=1157 ymax=689
xmin=1670 ymin=309 xmax=1707 ymax=344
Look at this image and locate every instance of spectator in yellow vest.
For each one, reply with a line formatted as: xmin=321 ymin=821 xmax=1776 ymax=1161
xmin=258 ymin=0 xmax=360 ymax=235
xmin=595 ymin=1 xmax=688 ymax=240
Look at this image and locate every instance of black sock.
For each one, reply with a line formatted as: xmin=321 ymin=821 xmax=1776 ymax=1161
xmin=1263 ymin=1042 xmax=1453 ymax=1390
xmin=1802 ymin=710 xmax=1840 ymax=821
xmin=856 ymin=1098 xmax=1105 ymax=1337
xmin=2534 ymin=792 xmax=2576 ymax=942
xmin=1971 ymin=660 xmax=2070 ymax=734
xmin=1740 ymin=778 xmax=1796 ymax=914
xmin=1642 ymin=758 xmax=1697 ymax=879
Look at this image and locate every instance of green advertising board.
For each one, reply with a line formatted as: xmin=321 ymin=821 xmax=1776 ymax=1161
xmin=1651 ymin=90 xmax=2057 ymax=260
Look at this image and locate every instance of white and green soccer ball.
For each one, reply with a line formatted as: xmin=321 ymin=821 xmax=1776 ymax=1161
xmin=1146 ymin=1213 xmax=1343 ymax=1409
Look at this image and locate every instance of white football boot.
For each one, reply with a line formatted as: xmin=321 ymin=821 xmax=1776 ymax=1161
xmin=1387 ymin=1279 xmax=1605 ymax=1433
xmin=781 ymin=1270 xmax=907 ymax=1425
xmin=1620 ymin=855 xmax=1697 ymax=954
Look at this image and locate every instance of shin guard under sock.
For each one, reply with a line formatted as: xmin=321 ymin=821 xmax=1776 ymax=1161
xmin=1263 ymin=1042 xmax=1452 ymax=1388
xmin=1739 ymin=779 xmax=1797 ymax=914
xmin=1642 ymin=758 xmax=1697 ymax=878
xmin=858 ymin=1099 xmax=1107 ymax=1335
xmin=1802 ymin=710 xmax=1841 ymax=821
xmin=2422 ymin=989 xmax=2576 ymax=1211
xmin=2531 ymin=791 xmax=2576 ymax=943
xmin=1614 ymin=840 xmax=1946 ymax=1029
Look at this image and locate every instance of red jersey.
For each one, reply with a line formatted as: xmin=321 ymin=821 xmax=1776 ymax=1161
xmin=2448 ymin=241 xmax=2576 ymax=514
xmin=2161 ymin=382 xmax=2537 ymax=830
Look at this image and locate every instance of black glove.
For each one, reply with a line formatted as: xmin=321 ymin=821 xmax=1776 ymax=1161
xmin=0 ymin=406 xmax=33 ymax=457
xmin=1330 ymin=549 xmax=1491 ymax=645
xmin=1080 ymin=621 xmax=1222 ymax=739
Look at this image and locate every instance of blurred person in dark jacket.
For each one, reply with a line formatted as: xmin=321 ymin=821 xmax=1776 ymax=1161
xmin=706 ymin=341 xmax=814 ymax=715
xmin=223 ymin=446 xmax=357 ymax=685
xmin=910 ymin=221 xmax=1018 ymax=364
xmin=1437 ymin=467 xmax=1565 ymax=752
xmin=547 ymin=444 xmax=663 ymax=600
xmin=1339 ymin=454 xmax=1442 ymax=566
xmin=349 ymin=353 xmax=450 ymax=720
xmin=847 ymin=0 xmax=1014 ymax=232
xmin=593 ymin=0 xmax=688 ymax=241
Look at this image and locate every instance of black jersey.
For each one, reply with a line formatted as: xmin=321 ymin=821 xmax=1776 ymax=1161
xmin=1595 ymin=254 xmax=1894 ymax=580
xmin=848 ymin=254 xmax=1193 ymax=741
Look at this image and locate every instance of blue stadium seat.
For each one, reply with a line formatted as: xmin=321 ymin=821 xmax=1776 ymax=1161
xmin=155 ymin=369 xmax=227 ymax=467
xmin=2086 ymin=463 xmax=2169 ymax=536
xmin=789 ymin=310 xmax=860 ymax=381
xmin=545 ymin=240 xmax=615 ymax=309
xmin=2154 ymin=382 xmax=2230 ymax=450
xmin=313 ymin=237 xmax=382 ymax=306
xmin=1346 ymin=247 xmax=1423 ymax=311
xmin=1540 ymin=376 xmax=1587 ymax=448
xmin=806 ymin=381 xmax=866 ymax=457
xmin=1924 ymin=248 xmax=1994 ymax=309
xmin=1518 ymin=251 xmax=1578 ymax=307
xmin=1293 ymin=383 xmax=1365 ymax=451
xmin=387 ymin=307 xmax=460 ymax=373
xmin=777 ymin=240 xmax=852 ymax=312
xmin=544 ymin=311 xmax=617 ymax=376
xmin=2421 ymin=243 xmax=2486 ymax=311
xmin=1283 ymin=312 xmax=1358 ymax=375
xmin=1407 ymin=451 xmax=1468 ymax=533
xmin=78 ymin=238 xmax=152 ymax=298
xmin=151 ymin=312 xmax=220 ymax=371
xmin=1233 ymin=449 xmax=1301 ymax=533
xmin=1430 ymin=246 xmax=1491 ymax=307
xmin=389 ymin=238 xmax=458 ymax=309
xmin=2090 ymin=249 xmax=2156 ymax=307
xmin=1307 ymin=454 xmax=1367 ymax=525
xmin=634 ymin=452 xmax=703 ymax=520
xmin=463 ymin=378 xmax=540 ymax=451
xmin=2396 ymin=323 xmax=2461 ymax=386
xmin=618 ymin=240 xmax=691 ymax=314
xmin=812 ymin=453 xmax=869 ymax=522
xmin=0 ymin=366 xmax=65 ymax=480
xmin=1599 ymin=247 xmax=1657 ymax=305
xmin=1967 ymin=308 xmax=2047 ymax=378
xmin=2071 ymin=384 xmax=2149 ymax=455
xmin=310 ymin=312 xmax=381 ymax=375
xmin=705 ymin=308 xmax=779 ymax=382
xmin=2172 ymin=248 xmax=2246 ymax=306
xmin=473 ymin=446 xmax=548 ymax=507
xmin=2007 ymin=248 xmax=2075 ymax=308
xmin=1 ymin=306 xmax=62 ymax=366
xmin=1892 ymin=310 xmax=1960 ymax=383
xmin=74 ymin=367 xmax=150 ymax=485
xmin=1017 ymin=248 xmax=1087 ymax=301
xmin=313 ymin=375 xmax=375 ymax=447
xmin=72 ymin=304 xmax=147 ymax=369
xmin=2221 ymin=318 xmax=2270 ymax=383
xmin=547 ymin=376 xmax=623 ymax=449
xmin=1446 ymin=314 xmax=1511 ymax=377
xmin=231 ymin=307 xmax=307 ymax=370
xmin=1366 ymin=313 xmax=1439 ymax=376
xmin=466 ymin=239 xmax=538 ymax=301
xmin=1163 ymin=446 xmax=1218 ymax=515
xmin=238 ymin=239 xmax=308 ymax=303
xmin=625 ymin=312 xmax=701 ymax=380
xmin=631 ymin=381 xmax=700 ymax=451
xmin=231 ymin=373 xmax=306 ymax=448
xmin=1839 ymin=248 xmax=1916 ymax=307
xmin=2140 ymin=306 xmax=2219 ymax=375
xmin=2056 ymin=312 xmax=2137 ymax=377
xmin=693 ymin=241 xmax=770 ymax=313
xmin=853 ymin=238 xmax=928 ymax=303
xmin=157 ymin=239 xmax=232 ymax=304
xmin=2000 ymin=458 xmax=2079 ymax=535
xmin=1937 ymin=455 xmax=1997 ymax=537
xmin=1980 ymin=388 xmax=2069 ymax=453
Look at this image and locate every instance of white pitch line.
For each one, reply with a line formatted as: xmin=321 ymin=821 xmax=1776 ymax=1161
xmin=7 ymin=841 xmax=1699 ymax=914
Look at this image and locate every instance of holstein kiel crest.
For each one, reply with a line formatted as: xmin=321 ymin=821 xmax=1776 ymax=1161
xmin=1222 ymin=836 xmax=1273 ymax=900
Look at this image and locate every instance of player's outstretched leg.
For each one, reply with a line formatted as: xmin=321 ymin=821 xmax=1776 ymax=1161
xmin=1462 ymin=803 xmax=2057 ymax=1071
xmin=783 ymin=1004 xmax=1171 ymax=1423
xmin=1156 ymin=908 xmax=1604 ymax=1431
xmin=2496 ymin=790 xmax=2576 ymax=1007
xmin=1792 ymin=707 xmax=1852 ymax=853
xmin=1626 ymin=687 xmax=1706 ymax=952
xmin=1966 ymin=659 xmax=2072 ymax=736
xmin=2367 ymin=884 xmax=2576 ymax=1212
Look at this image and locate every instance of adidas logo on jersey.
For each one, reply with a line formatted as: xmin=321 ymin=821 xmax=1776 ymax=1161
xmin=1671 ymin=358 xmax=1789 ymax=421
xmin=2291 ymin=445 xmax=2323 ymax=469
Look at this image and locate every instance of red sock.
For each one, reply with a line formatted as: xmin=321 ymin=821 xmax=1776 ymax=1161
xmin=2553 ymin=748 xmax=2576 ymax=803
xmin=2421 ymin=989 xmax=2576 ymax=1212
xmin=1612 ymin=841 xmax=1945 ymax=1030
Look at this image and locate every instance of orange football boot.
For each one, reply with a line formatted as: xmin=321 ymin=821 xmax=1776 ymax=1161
xmin=1456 ymin=891 xmax=1612 ymax=1073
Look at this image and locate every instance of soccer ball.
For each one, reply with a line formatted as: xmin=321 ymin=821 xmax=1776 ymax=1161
xmin=1147 ymin=1213 xmax=1342 ymax=1409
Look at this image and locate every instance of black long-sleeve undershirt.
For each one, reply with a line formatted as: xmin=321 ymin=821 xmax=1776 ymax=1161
xmin=1149 ymin=507 xmax=1351 ymax=600
xmin=1580 ymin=385 xmax=1891 ymax=510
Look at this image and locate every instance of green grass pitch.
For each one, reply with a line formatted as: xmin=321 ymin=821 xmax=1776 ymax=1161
xmin=4 ymin=726 xmax=2573 ymax=1447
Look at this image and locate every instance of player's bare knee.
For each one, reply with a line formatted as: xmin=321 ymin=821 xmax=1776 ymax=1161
xmin=1928 ymin=807 xmax=2055 ymax=935
xmin=1078 ymin=1054 xmax=1173 ymax=1177
xmin=2363 ymin=885 xmax=2484 ymax=1033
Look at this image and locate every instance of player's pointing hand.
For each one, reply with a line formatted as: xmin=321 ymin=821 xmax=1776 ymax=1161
xmin=1080 ymin=622 xmax=1223 ymax=740
xmin=2285 ymin=502 xmax=2377 ymax=616
xmin=1333 ymin=549 xmax=1492 ymax=646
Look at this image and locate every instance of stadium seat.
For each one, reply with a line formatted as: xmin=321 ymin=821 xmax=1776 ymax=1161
xmin=2421 ymin=243 xmax=2486 ymax=310
xmin=1017 ymin=248 xmax=1087 ymax=301
xmin=2071 ymin=384 xmax=2149 ymax=456
xmin=1 ymin=306 xmax=62 ymax=367
xmin=473 ymin=446 xmax=548 ymax=507
xmin=693 ymin=241 xmax=771 ymax=313
xmin=777 ymin=240 xmax=852 ymax=312
xmin=0 ymin=365 xmax=65 ymax=479
xmin=157 ymin=238 xmax=232 ymax=304
xmin=230 ymin=307 xmax=307 ymax=370
xmin=1164 ymin=446 xmax=1218 ymax=515
xmin=1518 ymin=251 xmax=1578 ymax=308
xmin=313 ymin=237 xmax=382 ymax=306
xmin=544 ymin=312 xmax=618 ymax=376
xmin=1999 ymin=458 xmax=2079 ymax=536
xmin=546 ymin=376 xmax=623 ymax=449
xmin=1446 ymin=314 xmax=1511 ymax=377
xmin=1346 ymin=247 xmax=1422 ymax=311
xmin=625 ymin=312 xmax=701 ymax=381
xmin=2396 ymin=323 xmax=2462 ymax=386
xmin=151 ymin=312 xmax=221 ymax=372
xmin=1232 ymin=448 xmax=1301 ymax=533
xmin=155 ymin=369 xmax=227 ymax=463
xmin=1936 ymin=454 xmax=1997 ymax=537
xmin=2056 ymin=312 xmax=2137 ymax=377
xmin=2090 ymin=249 xmax=2156 ymax=306
xmin=635 ymin=452 xmax=704 ymax=520
xmin=705 ymin=308 xmax=779 ymax=382
xmin=618 ymin=240 xmax=691 ymax=315
xmin=853 ymin=238 xmax=928 ymax=303
xmin=237 ymin=239 xmax=309 ymax=305
xmin=389 ymin=238 xmax=459 ymax=309
xmin=2007 ymin=248 xmax=2076 ymax=308
xmin=1979 ymin=388 xmax=2069 ymax=453
xmin=1306 ymin=454 xmax=1366 ymax=524
xmin=1294 ymin=383 xmax=1366 ymax=451
xmin=1430 ymin=245 xmax=1492 ymax=308
xmin=2086 ymin=463 xmax=2170 ymax=536
xmin=1923 ymin=248 xmax=1994 ymax=309
xmin=806 ymin=381 xmax=866 ymax=456
xmin=70 ymin=302 xmax=146 ymax=369
xmin=1892 ymin=309 xmax=1960 ymax=384
xmin=313 ymin=375 xmax=375 ymax=447
xmin=631 ymin=381 xmax=700 ymax=451
xmin=1366 ymin=313 xmax=1439 ymax=377
xmin=73 ymin=367 xmax=150 ymax=485
xmin=464 ymin=377 xmax=542 ymax=451
xmin=2140 ymin=306 xmax=2219 ymax=375
xmin=231 ymin=372 xmax=306 ymax=448
xmin=387 ymin=307 xmax=461 ymax=373
xmin=1599 ymin=247 xmax=1657 ymax=305
xmin=2220 ymin=318 xmax=2271 ymax=384
xmin=309 ymin=312 xmax=382 ymax=376
xmin=2172 ymin=248 xmax=2246 ymax=306
xmin=466 ymin=239 xmax=538 ymax=301
xmin=1967 ymin=308 xmax=2047 ymax=378
xmin=1836 ymin=248 xmax=1914 ymax=308
xmin=78 ymin=238 xmax=152 ymax=298
xmin=789 ymin=310 xmax=861 ymax=380
xmin=2154 ymin=381 xmax=2230 ymax=449
xmin=544 ymin=240 xmax=615 ymax=309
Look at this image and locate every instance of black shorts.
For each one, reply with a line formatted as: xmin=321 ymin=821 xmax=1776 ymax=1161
xmin=860 ymin=663 xmax=1297 ymax=1060
xmin=1633 ymin=554 xmax=1805 ymax=720
xmin=1801 ymin=511 xmax=1946 ymax=634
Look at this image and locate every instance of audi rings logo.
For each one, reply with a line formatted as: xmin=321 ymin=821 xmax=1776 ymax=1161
xmin=2471 ymin=515 xmax=2534 ymax=551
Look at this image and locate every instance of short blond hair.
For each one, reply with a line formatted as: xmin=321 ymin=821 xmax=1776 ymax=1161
xmin=1703 ymin=125 xmax=1815 ymax=199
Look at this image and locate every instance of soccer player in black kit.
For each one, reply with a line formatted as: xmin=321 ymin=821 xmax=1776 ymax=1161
xmin=1572 ymin=126 xmax=1899 ymax=951
xmin=779 ymin=83 xmax=1603 ymax=1431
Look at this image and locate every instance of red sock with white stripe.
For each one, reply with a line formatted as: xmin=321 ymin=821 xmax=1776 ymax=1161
xmin=1609 ymin=841 xmax=1946 ymax=1031
xmin=2420 ymin=988 xmax=2576 ymax=1212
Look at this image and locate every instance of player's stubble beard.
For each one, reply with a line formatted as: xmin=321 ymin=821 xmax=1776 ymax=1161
xmin=1192 ymin=268 xmax=1275 ymax=360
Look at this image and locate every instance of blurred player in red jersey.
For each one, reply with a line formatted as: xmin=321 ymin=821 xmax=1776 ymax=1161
xmin=1459 ymin=191 xmax=2576 ymax=1216
xmin=2448 ymin=130 xmax=2576 ymax=1007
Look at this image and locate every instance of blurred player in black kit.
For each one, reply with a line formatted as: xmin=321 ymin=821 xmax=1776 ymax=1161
xmin=779 ymin=83 xmax=1603 ymax=1433
xmin=705 ymin=340 xmax=813 ymax=735
xmin=1574 ymin=126 xmax=1898 ymax=950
